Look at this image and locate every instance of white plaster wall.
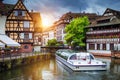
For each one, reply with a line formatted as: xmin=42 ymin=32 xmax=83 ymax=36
xmin=95 ymin=43 xmax=97 ymax=50
xmin=106 ymin=43 xmax=110 ymax=50
xmin=100 ymin=44 xmax=102 ymax=50
xmin=49 ymin=31 xmax=54 ymax=39
xmin=0 ymin=16 xmax=6 ymax=34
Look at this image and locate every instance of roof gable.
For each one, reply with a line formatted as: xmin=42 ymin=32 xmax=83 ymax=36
xmin=103 ymin=8 xmax=120 ymax=17
xmin=14 ymin=0 xmax=26 ymax=10
xmin=7 ymin=0 xmax=32 ymax=20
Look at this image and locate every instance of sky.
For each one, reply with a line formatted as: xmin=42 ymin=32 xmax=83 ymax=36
xmin=3 ymin=0 xmax=120 ymax=26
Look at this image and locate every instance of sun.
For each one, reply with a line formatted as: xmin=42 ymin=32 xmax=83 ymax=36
xmin=41 ymin=14 xmax=54 ymax=28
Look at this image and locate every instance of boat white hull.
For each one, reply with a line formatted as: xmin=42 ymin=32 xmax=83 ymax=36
xmin=55 ymin=55 xmax=107 ymax=71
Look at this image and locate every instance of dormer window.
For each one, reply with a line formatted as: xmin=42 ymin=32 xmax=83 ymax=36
xmin=14 ymin=11 xmax=25 ymax=16
xmin=18 ymin=11 xmax=22 ymax=16
xmin=104 ymin=13 xmax=113 ymax=16
xmin=97 ymin=19 xmax=110 ymax=24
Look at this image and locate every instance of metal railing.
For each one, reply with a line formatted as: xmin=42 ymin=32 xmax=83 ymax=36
xmin=86 ymin=29 xmax=120 ymax=34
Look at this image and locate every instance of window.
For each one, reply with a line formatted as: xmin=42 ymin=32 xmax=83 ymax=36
xmin=24 ymin=45 xmax=29 ymax=49
xmin=89 ymin=44 xmax=95 ymax=50
xmin=103 ymin=44 xmax=106 ymax=50
xmin=24 ymin=21 xmax=29 ymax=28
xmin=104 ymin=13 xmax=113 ymax=16
xmin=97 ymin=44 xmax=100 ymax=50
xmin=69 ymin=54 xmax=77 ymax=60
xmin=20 ymin=33 xmax=24 ymax=39
xmin=38 ymin=38 xmax=41 ymax=42
xmin=110 ymin=43 xmax=114 ymax=50
xmin=29 ymin=33 xmax=32 ymax=39
xmin=14 ymin=11 xmax=25 ymax=16
xmin=18 ymin=11 xmax=22 ymax=16
xmin=24 ymin=33 xmax=29 ymax=39
xmin=14 ymin=11 xmax=18 ymax=16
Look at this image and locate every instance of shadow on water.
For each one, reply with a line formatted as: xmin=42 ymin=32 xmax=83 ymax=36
xmin=0 ymin=57 xmax=120 ymax=80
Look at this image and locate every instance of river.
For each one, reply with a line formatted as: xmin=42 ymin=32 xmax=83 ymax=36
xmin=0 ymin=57 xmax=120 ymax=80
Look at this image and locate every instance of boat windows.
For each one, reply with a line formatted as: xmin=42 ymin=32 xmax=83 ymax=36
xmin=69 ymin=54 xmax=77 ymax=60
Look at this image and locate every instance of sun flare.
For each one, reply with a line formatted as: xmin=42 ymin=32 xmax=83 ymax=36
xmin=41 ymin=15 xmax=54 ymax=28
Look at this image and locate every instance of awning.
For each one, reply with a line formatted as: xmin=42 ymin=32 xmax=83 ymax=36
xmin=0 ymin=42 xmax=5 ymax=47
xmin=0 ymin=34 xmax=21 ymax=47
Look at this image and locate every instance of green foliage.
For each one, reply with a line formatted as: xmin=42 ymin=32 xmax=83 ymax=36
xmin=47 ymin=39 xmax=58 ymax=46
xmin=47 ymin=39 xmax=64 ymax=46
xmin=65 ymin=16 xmax=89 ymax=47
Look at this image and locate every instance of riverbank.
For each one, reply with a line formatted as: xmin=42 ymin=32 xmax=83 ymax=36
xmin=0 ymin=53 xmax=51 ymax=72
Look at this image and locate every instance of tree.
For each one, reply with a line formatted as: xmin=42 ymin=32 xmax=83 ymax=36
xmin=47 ymin=39 xmax=58 ymax=46
xmin=65 ymin=16 xmax=89 ymax=48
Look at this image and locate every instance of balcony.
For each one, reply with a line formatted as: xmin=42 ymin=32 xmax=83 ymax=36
xmin=86 ymin=29 xmax=120 ymax=34
xmin=86 ymin=38 xmax=119 ymax=43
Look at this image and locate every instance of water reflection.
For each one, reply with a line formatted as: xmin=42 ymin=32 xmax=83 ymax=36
xmin=0 ymin=57 xmax=120 ymax=80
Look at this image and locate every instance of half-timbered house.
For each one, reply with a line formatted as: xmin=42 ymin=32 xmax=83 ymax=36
xmin=5 ymin=0 xmax=34 ymax=53
xmin=55 ymin=12 xmax=101 ymax=43
xmin=42 ymin=25 xmax=56 ymax=46
xmin=30 ymin=11 xmax=42 ymax=52
xmin=86 ymin=8 xmax=120 ymax=56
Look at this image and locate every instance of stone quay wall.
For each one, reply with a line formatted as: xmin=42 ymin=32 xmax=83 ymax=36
xmin=0 ymin=53 xmax=51 ymax=72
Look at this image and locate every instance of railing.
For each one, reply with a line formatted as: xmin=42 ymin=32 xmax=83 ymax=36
xmin=86 ymin=29 xmax=120 ymax=34
xmin=86 ymin=38 xmax=119 ymax=42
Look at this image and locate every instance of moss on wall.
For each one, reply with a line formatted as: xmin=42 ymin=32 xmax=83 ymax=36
xmin=0 ymin=54 xmax=51 ymax=72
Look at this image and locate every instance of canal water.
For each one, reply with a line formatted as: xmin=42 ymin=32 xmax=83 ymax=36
xmin=0 ymin=57 xmax=120 ymax=80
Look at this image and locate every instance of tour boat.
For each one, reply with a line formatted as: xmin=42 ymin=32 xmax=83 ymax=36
xmin=55 ymin=49 xmax=107 ymax=71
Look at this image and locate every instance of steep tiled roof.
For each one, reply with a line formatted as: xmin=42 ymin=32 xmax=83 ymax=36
xmin=0 ymin=1 xmax=14 ymax=16
xmin=55 ymin=12 xmax=101 ymax=26
xmin=30 ymin=12 xmax=42 ymax=32
xmin=103 ymin=8 xmax=120 ymax=18
xmin=87 ymin=8 xmax=120 ymax=28
xmin=60 ymin=12 xmax=101 ymax=22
